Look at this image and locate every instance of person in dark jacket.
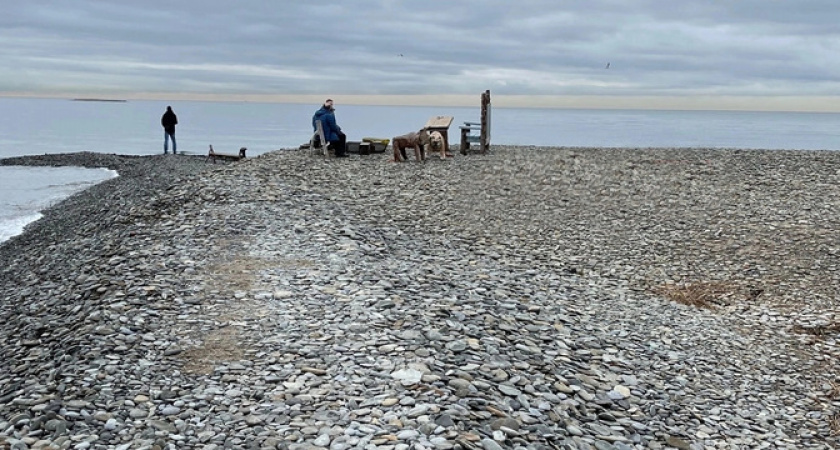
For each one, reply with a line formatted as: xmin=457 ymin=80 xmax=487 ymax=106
xmin=312 ymin=99 xmax=347 ymax=157
xmin=161 ymin=106 xmax=178 ymax=154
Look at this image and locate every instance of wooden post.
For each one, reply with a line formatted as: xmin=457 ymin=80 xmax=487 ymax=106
xmin=459 ymin=127 xmax=468 ymax=154
xmin=480 ymin=90 xmax=490 ymax=153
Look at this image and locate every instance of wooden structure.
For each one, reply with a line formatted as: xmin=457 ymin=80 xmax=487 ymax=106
xmin=423 ymin=115 xmax=454 ymax=153
xmin=459 ymin=90 xmax=491 ymax=154
xmin=309 ymin=120 xmax=329 ymax=156
xmin=208 ymin=145 xmax=247 ymax=163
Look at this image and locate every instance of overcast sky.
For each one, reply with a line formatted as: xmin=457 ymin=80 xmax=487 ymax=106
xmin=1 ymin=1 xmax=839 ymax=109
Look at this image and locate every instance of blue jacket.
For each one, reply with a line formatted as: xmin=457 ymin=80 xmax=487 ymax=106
xmin=312 ymin=106 xmax=341 ymax=141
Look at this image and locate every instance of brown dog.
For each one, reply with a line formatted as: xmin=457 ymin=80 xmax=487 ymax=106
xmin=428 ymin=130 xmax=451 ymax=159
xmin=392 ymin=129 xmax=430 ymax=162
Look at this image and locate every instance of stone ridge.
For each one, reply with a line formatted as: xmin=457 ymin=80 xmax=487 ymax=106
xmin=0 ymin=147 xmax=838 ymax=449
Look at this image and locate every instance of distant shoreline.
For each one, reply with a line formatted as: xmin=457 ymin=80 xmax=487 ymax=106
xmin=72 ymin=98 xmax=127 ymax=103
xmin=0 ymin=92 xmax=836 ymax=113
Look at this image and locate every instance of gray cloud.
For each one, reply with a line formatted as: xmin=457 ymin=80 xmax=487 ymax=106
xmin=1 ymin=0 xmax=839 ymax=98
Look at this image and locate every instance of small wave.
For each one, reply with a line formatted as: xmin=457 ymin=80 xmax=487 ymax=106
xmin=44 ymin=178 xmax=112 ymax=189
xmin=0 ymin=213 xmax=43 ymax=244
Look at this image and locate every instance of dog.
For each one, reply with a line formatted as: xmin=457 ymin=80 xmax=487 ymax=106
xmin=427 ymin=130 xmax=451 ymax=159
xmin=391 ymin=129 xmax=430 ymax=162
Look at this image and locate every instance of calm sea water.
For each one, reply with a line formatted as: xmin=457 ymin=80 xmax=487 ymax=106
xmin=1 ymin=97 xmax=839 ymax=243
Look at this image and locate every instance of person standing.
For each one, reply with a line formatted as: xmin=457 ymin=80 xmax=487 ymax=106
xmin=312 ymin=99 xmax=347 ymax=157
xmin=161 ymin=106 xmax=178 ymax=154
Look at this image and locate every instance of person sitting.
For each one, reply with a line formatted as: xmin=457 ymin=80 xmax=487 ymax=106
xmin=312 ymin=99 xmax=347 ymax=157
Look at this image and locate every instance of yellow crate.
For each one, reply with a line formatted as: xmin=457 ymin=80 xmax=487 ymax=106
xmin=361 ymin=138 xmax=389 ymax=146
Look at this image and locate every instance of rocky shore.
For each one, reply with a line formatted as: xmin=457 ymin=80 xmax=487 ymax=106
xmin=1 ymin=147 xmax=839 ymax=450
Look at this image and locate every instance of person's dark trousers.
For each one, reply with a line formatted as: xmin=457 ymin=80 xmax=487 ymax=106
xmin=164 ymin=131 xmax=177 ymax=154
xmin=329 ymin=132 xmax=347 ymax=156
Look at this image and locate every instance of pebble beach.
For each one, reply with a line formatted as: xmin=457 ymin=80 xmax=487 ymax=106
xmin=1 ymin=146 xmax=839 ymax=450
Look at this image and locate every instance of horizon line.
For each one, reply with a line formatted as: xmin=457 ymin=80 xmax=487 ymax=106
xmin=2 ymin=92 xmax=840 ymax=113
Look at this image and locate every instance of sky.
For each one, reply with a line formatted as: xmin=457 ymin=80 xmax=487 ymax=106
xmin=1 ymin=1 xmax=839 ymax=111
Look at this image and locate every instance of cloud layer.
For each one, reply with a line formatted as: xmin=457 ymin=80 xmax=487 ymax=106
xmin=2 ymin=1 xmax=839 ymax=101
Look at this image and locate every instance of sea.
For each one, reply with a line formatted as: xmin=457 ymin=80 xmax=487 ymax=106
xmin=1 ymin=97 xmax=839 ymax=244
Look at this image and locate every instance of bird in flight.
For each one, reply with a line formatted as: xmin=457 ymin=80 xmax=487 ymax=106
xmin=605 ymin=62 xmax=610 ymax=69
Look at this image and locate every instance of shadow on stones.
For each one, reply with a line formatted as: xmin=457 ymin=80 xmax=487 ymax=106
xmin=792 ymin=321 xmax=840 ymax=337
xmin=181 ymin=326 xmax=244 ymax=375
xmin=652 ymin=281 xmax=759 ymax=309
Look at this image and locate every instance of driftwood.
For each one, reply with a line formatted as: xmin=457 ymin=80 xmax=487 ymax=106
xmin=208 ymin=145 xmax=247 ymax=164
